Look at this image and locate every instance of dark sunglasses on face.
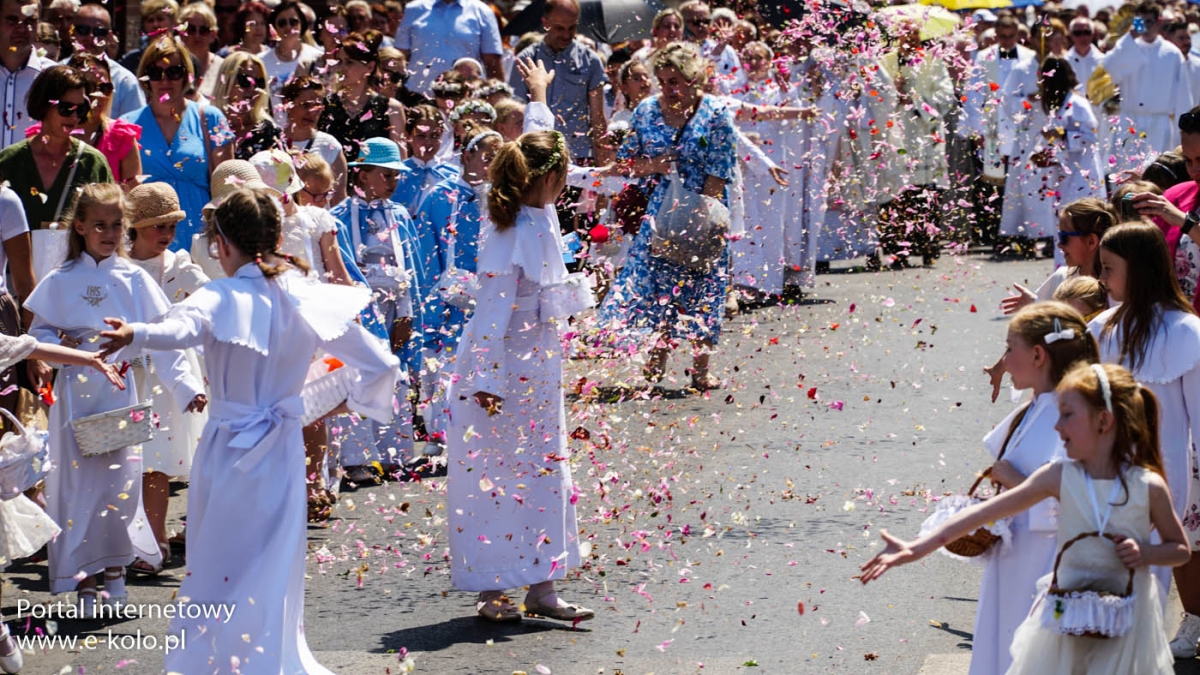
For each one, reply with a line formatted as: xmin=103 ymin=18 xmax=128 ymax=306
xmin=236 ymin=72 xmax=261 ymax=88
xmin=1058 ymin=230 xmax=1086 ymax=245
xmin=2 ymin=14 xmax=36 ymax=28
xmin=344 ymin=50 xmax=373 ymax=65
xmin=89 ymin=80 xmax=114 ymax=95
xmin=55 ymin=100 xmax=91 ymax=119
xmin=73 ymin=24 xmax=110 ymax=38
xmin=145 ymin=64 xmax=187 ymax=81
xmin=275 ymin=17 xmax=301 ymax=28
xmin=179 ymin=23 xmax=213 ymax=36
xmin=689 ymin=18 xmax=711 ymax=25
xmin=1072 ymin=29 xmax=1092 ymax=36
xmin=379 ymin=70 xmax=405 ymax=84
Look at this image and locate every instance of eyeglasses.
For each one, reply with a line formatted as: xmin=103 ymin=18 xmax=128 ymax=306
xmin=1057 ymin=230 xmax=1087 ymax=245
xmin=1071 ymin=29 xmax=1092 ymax=36
xmin=301 ymin=186 xmax=334 ymax=203
xmin=378 ymin=70 xmax=405 ymax=84
xmin=235 ymin=72 xmax=261 ymax=88
xmin=88 ymin=79 xmax=114 ymax=95
xmin=72 ymin=24 xmax=111 ymax=38
xmin=1181 ymin=110 xmax=1200 ymax=133
xmin=178 ymin=22 xmax=214 ymax=36
xmin=145 ymin=64 xmax=187 ymax=81
xmin=274 ymin=17 xmax=301 ymax=28
xmin=688 ymin=17 xmax=711 ymax=25
xmin=55 ymin=99 xmax=91 ymax=119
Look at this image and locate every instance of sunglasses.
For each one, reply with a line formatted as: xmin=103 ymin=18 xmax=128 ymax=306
xmin=72 ymin=24 xmax=110 ymax=38
xmin=344 ymin=50 xmax=374 ymax=65
xmin=88 ymin=79 xmax=114 ymax=95
xmin=275 ymin=17 xmax=301 ymax=28
xmin=55 ymin=100 xmax=91 ymax=119
xmin=1181 ymin=110 xmax=1200 ymax=133
xmin=2 ymin=14 xmax=35 ymax=28
xmin=378 ymin=70 xmax=405 ymax=84
xmin=688 ymin=18 xmax=711 ymax=25
xmin=1057 ymin=230 xmax=1087 ymax=245
xmin=179 ymin=23 xmax=213 ymax=36
xmin=1071 ymin=29 xmax=1092 ymax=36
xmin=235 ymin=72 xmax=261 ymax=88
xmin=145 ymin=64 xmax=187 ymax=81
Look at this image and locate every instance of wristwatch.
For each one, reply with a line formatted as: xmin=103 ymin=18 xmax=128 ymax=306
xmin=1183 ymin=211 xmax=1200 ymax=238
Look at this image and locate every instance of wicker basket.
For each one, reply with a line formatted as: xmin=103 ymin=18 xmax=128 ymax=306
xmin=944 ymin=470 xmax=1002 ymax=558
xmin=1040 ymin=531 xmax=1136 ymax=639
xmin=300 ymin=362 xmax=356 ymax=427
xmin=0 ymin=407 xmax=50 ymax=500
xmin=71 ymin=401 xmax=156 ymax=456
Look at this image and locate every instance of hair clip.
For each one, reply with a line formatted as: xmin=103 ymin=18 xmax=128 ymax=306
xmin=1044 ymin=318 xmax=1076 ymax=344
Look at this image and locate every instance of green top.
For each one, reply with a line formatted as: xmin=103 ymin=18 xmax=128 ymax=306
xmin=0 ymin=138 xmax=113 ymax=231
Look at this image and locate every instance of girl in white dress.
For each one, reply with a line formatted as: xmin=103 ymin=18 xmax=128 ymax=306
xmin=24 ymin=183 xmax=207 ymax=614
xmin=124 ymin=182 xmax=210 ymax=575
xmin=101 ymin=187 xmax=400 ymax=674
xmin=863 ymin=362 xmax=1187 ymax=674
xmin=1086 ymin=221 xmax=1200 ymax=645
xmin=967 ymin=302 xmax=1099 ymax=675
xmin=446 ymin=131 xmax=596 ymax=623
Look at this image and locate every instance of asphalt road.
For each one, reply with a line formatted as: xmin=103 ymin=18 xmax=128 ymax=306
xmin=9 ymin=253 xmax=1200 ymax=675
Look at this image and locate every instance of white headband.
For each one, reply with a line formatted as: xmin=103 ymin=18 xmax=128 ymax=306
xmin=464 ymin=130 xmax=502 ymax=155
xmin=1091 ymin=364 xmax=1113 ymax=413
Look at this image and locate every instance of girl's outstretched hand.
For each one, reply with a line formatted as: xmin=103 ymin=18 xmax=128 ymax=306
xmin=89 ymin=354 xmax=126 ymax=390
xmin=860 ymin=530 xmax=919 ymax=584
xmin=1113 ymin=534 xmax=1142 ymax=569
xmin=99 ymin=318 xmax=134 ymax=358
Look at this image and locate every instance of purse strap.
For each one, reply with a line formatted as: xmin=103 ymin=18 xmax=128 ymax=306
xmin=199 ymin=102 xmax=215 ymax=177
xmin=968 ymin=402 xmax=1032 ymax=498
xmin=0 ymin=407 xmax=26 ymax=438
xmin=51 ymin=141 xmax=86 ymax=225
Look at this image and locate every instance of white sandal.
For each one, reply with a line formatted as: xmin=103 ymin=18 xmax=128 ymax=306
xmin=0 ymin=622 xmax=22 ymax=674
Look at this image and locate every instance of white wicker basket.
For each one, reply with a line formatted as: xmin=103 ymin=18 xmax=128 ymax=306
xmin=0 ymin=407 xmax=51 ymax=499
xmin=300 ymin=363 xmax=357 ymax=427
xmin=71 ymin=400 xmax=156 ymax=456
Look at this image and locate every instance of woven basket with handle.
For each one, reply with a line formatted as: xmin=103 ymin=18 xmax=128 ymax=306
xmin=71 ymin=400 xmax=156 ymax=456
xmin=1042 ymin=531 xmax=1136 ymax=639
xmin=944 ymin=468 xmax=1002 ymax=557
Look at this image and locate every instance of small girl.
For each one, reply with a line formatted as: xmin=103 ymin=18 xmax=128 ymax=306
xmin=1052 ymin=276 xmax=1108 ymax=321
xmin=24 ymin=183 xmax=206 ymax=614
xmin=415 ymin=122 xmax=502 ymax=454
xmin=100 ymin=187 xmax=399 ymax=675
xmin=961 ymin=302 xmax=1099 ymax=675
xmin=446 ymin=130 xmax=595 ymax=622
xmin=124 ymin=182 xmax=211 ymax=575
xmin=1087 ymin=221 xmax=1200 ymax=653
xmin=863 ymin=362 xmax=1187 ymax=673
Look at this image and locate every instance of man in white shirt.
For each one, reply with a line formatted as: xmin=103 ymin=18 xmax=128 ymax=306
xmin=1067 ymin=17 xmax=1103 ymax=89
xmin=1165 ymin=15 xmax=1200 ymax=112
xmin=0 ymin=0 xmax=52 ymax=149
xmin=1102 ymin=0 xmax=1193 ymax=171
xmin=66 ymin=3 xmax=144 ymax=119
xmin=680 ymin=1 xmax=739 ymax=92
xmin=960 ymin=15 xmax=1035 ymax=244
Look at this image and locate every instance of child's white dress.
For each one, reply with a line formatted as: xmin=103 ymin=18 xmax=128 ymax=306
xmin=1008 ymin=461 xmax=1172 ymax=674
xmin=0 ymin=334 xmax=59 ymax=567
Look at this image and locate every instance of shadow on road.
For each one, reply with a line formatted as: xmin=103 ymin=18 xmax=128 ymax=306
xmin=379 ymin=615 xmax=591 ymax=653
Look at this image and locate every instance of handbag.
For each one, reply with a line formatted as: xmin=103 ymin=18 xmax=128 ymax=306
xmin=615 ymin=99 xmax=702 ymax=237
xmin=0 ymin=407 xmax=50 ymax=500
xmin=70 ymin=400 xmax=156 ymax=456
xmin=300 ymin=356 xmax=357 ymax=426
xmin=649 ymin=166 xmax=731 ymax=272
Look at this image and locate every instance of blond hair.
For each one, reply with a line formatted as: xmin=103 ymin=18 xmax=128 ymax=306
xmin=1052 ymin=276 xmax=1108 ymax=319
xmin=64 ymin=183 xmax=127 ymax=263
xmin=213 ymin=52 xmax=272 ymax=127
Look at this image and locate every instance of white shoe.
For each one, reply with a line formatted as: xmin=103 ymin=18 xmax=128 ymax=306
xmin=1170 ymin=612 xmax=1200 ymax=658
xmin=0 ymin=623 xmax=22 ymax=674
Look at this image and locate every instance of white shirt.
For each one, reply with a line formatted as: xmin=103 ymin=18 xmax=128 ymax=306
xmin=0 ymin=186 xmax=28 ymax=295
xmin=0 ymin=51 xmax=55 ymax=149
xmin=1102 ymin=33 xmax=1193 ymax=117
xmin=1067 ymin=44 xmax=1103 ymax=93
xmin=261 ymin=44 xmax=323 ymax=104
xmin=289 ymin=129 xmax=342 ymax=169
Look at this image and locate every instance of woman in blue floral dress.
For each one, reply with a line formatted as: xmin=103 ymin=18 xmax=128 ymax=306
xmin=599 ymin=42 xmax=738 ymax=391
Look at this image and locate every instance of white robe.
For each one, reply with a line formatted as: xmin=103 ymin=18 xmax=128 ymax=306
xmin=446 ymin=205 xmax=592 ymax=591
xmin=25 ymin=254 xmax=202 ymax=593
xmin=1102 ymin=33 xmax=1194 ymax=171
xmin=970 ymin=393 xmax=1063 ymax=675
xmin=129 ymin=249 xmax=209 ymax=477
xmin=1089 ymin=306 xmax=1200 ymax=596
xmin=963 ymin=44 xmax=1038 ymax=183
xmin=1066 ymin=45 xmax=1103 ymax=96
xmin=730 ymin=80 xmax=792 ymax=293
xmin=129 ymin=264 xmax=399 ymax=675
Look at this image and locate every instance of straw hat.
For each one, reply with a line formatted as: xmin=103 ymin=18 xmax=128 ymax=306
xmin=127 ymin=182 xmax=186 ymax=229
xmin=204 ymin=159 xmax=272 ymax=213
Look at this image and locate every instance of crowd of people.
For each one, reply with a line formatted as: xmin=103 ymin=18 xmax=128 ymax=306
xmin=5 ymin=0 xmax=1200 ymax=671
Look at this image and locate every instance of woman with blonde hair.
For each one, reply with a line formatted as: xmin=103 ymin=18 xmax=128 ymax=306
xmin=176 ymin=3 xmax=223 ymax=98
xmin=213 ymin=52 xmax=281 ymax=160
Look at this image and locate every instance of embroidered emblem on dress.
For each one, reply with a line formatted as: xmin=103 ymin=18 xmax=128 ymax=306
xmin=82 ymin=285 xmax=107 ymax=307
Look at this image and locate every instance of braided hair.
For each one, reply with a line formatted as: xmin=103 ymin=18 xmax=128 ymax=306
xmin=204 ymin=188 xmax=311 ymax=278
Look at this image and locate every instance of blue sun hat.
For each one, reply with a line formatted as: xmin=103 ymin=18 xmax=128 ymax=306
xmin=350 ymin=138 xmax=405 ymax=170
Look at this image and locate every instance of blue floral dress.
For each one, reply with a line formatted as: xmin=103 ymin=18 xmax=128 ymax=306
xmin=600 ymin=95 xmax=738 ymax=344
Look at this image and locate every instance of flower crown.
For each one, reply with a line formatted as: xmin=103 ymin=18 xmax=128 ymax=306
xmin=474 ymin=81 xmax=513 ymax=99
xmin=530 ymin=132 xmax=567 ymax=177
xmin=449 ymin=100 xmax=497 ymax=123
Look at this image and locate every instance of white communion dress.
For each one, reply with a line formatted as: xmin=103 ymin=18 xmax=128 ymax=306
xmin=1007 ymin=461 xmax=1172 ymax=675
